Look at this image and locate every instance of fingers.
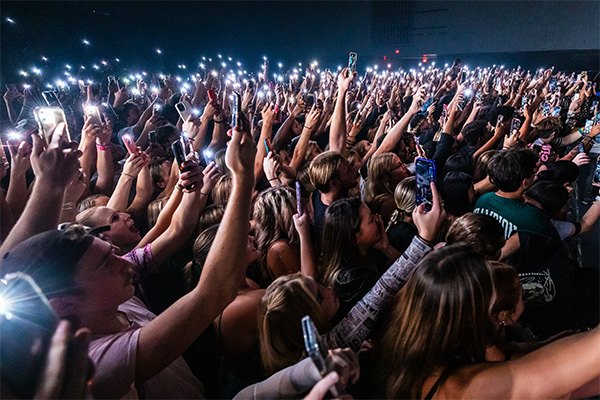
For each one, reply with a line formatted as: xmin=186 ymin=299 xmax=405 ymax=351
xmin=34 ymin=320 xmax=71 ymax=399
xmin=304 ymin=372 xmax=340 ymax=400
xmin=48 ymin=122 xmax=66 ymax=150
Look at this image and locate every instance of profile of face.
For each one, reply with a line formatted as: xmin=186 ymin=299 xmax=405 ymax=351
xmin=355 ymin=202 xmax=381 ymax=248
xmin=337 ymin=158 xmax=360 ymax=190
xmin=304 ymin=276 xmax=339 ymax=321
xmin=92 ymin=207 xmax=141 ymax=249
xmin=292 ymin=120 xmax=303 ymax=136
xmin=53 ymin=237 xmax=136 ymax=316
xmin=245 ymin=234 xmax=260 ymax=266
xmin=388 ymin=154 xmax=410 ymax=188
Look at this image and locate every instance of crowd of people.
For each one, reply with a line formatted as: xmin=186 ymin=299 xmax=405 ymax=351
xmin=0 ymin=54 xmax=599 ymax=399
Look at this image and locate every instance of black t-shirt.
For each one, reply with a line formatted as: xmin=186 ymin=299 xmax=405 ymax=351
xmin=312 ymin=190 xmax=329 ymax=235
xmin=387 ymin=222 xmax=418 ymax=254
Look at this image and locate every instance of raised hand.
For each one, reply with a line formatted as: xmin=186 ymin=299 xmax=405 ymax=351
xmin=201 ymin=161 xmax=220 ymax=194
xmin=412 ymin=182 xmax=445 ymax=243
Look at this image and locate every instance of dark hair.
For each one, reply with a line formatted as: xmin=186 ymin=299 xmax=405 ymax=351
xmin=524 ymin=180 xmax=569 ymax=217
xmin=490 ymin=262 xmax=521 ymax=316
xmin=537 ymin=161 xmax=580 ymax=184
xmin=488 ymin=149 xmax=538 ymax=192
xmin=446 ymin=213 xmax=506 ymax=260
xmin=381 ymin=243 xmax=494 ymax=399
xmin=439 ymin=172 xmax=474 ymax=216
xmin=441 ymin=153 xmax=475 ymax=178
xmin=184 ymin=224 xmax=220 ymax=291
xmin=149 ymin=157 xmax=169 ymax=187
xmin=462 ymin=120 xmax=488 ymax=146
xmin=121 ymin=102 xmax=139 ymax=123
xmin=154 ymin=124 xmax=179 ymax=148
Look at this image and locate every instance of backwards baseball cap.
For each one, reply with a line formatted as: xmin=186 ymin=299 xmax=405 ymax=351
xmin=1 ymin=228 xmax=95 ymax=298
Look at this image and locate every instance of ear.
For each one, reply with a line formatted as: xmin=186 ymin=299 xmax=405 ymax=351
xmin=156 ymin=180 xmax=167 ymax=189
xmin=549 ymin=131 xmax=556 ymax=141
xmin=496 ymin=310 xmax=510 ymax=326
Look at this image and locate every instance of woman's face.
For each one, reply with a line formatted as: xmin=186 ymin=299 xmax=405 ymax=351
xmin=305 ymin=276 xmax=339 ymax=321
xmin=388 ymin=155 xmax=410 ymax=188
xmin=93 ymin=207 xmax=141 ymax=249
xmin=355 ymin=202 xmax=381 ymax=248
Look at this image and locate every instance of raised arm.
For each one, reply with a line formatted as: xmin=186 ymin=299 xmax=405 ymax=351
xmin=254 ymin=103 xmax=277 ymax=183
xmin=290 ymin=105 xmax=322 ymax=171
xmin=0 ymin=124 xmax=80 ymax=260
xmin=106 ymin=151 xmax=148 ymax=211
xmin=93 ymin=119 xmax=115 ymax=195
xmin=5 ymin=140 xmax=32 ymax=219
xmin=375 ymin=86 xmax=425 ymax=156
xmin=292 ymin=213 xmax=318 ymax=279
xmin=135 ymin=113 xmax=255 ymax=383
xmin=330 ymin=68 xmax=357 ymax=155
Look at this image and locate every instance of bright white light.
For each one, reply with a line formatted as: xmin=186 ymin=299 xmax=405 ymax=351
xmin=8 ymin=131 xmax=22 ymax=141
xmin=41 ymin=56 xmax=48 ymax=62
xmin=19 ymin=70 xmax=28 ymax=77
xmin=175 ymin=76 xmax=182 ymax=82
xmin=221 ymin=62 xmax=226 ymax=68
xmin=101 ymin=61 xmax=107 ymax=66
xmin=65 ymin=64 xmax=71 ymax=70
xmin=263 ymin=56 xmax=267 ymax=61
xmin=387 ymin=64 xmax=391 ymax=69
xmin=80 ymin=65 xmax=85 ymax=70
xmin=93 ymin=64 xmax=99 ymax=70
xmin=23 ymin=84 xmax=31 ymax=90
xmin=83 ymin=39 xmax=90 ymax=45
xmin=156 ymin=49 xmax=162 ymax=54
xmin=228 ymin=57 xmax=232 ymax=61
xmin=5 ymin=17 xmax=15 ymax=24
xmin=211 ymin=71 xmax=218 ymax=77
xmin=46 ymin=84 xmax=53 ymax=89
xmin=115 ymin=58 xmax=120 ymax=62
xmin=464 ymin=89 xmax=473 ymax=97
xmin=151 ymin=86 xmax=158 ymax=93
xmin=237 ymin=62 xmax=241 ymax=67
xmin=32 ymin=67 xmax=41 ymax=74
xmin=131 ymin=88 xmax=140 ymax=96
xmin=181 ymin=65 xmax=186 ymax=69
xmin=199 ymin=63 xmax=205 ymax=69
xmin=218 ymin=54 xmax=222 ymax=59
xmin=278 ymin=63 xmax=283 ymax=68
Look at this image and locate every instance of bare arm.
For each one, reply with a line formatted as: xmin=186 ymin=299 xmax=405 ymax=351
xmin=292 ymin=213 xmax=318 ymax=279
xmin=450 ymin=327 xmax=600 ymax=400
xmin=135 ymin=115 xmax=255 ymax=383
xmin=0 ymin=125 xmax=80 ymax=260
xmin=330 ymin=68 xmax=357 ymax=156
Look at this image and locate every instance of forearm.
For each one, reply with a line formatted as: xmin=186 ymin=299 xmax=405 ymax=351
xmin=106 ymin=175 xmax=135 ymax=211
xmin=4 ymin=100 xmax=18 ymax=125
xmin=254 ymin=122 xmax=272 ymax=182
xmin=330 ymin=89 xmax=348 ymax=153
xmin=0 ymin=182 xmax=65 ymax=260
xmin=209 ymin=121 xmax=226 ymax=150
xmin=474 ymin=133 xmax=503 ymax=159
xmin=6 ymin=171 xmax=29 ymax=218
xmin=375 ymin=108 xmax=414 ymax=156
xmin=290 ymin=127 xmax=312 ymax=170
xmin=137 ymin=189 xmax=182 ymax=247
xmin=298 ymin=232 xmax=318 ymax=279
xmin=272 ymin=112 xmax=297 ymax=149
xmin=93 ymin=147 xmax=115 ymax=195
xmin=233 ymin=358 xmax=319 ymax=400
xmin=580 ymin=199 xmax=600 ymax=234
xmin=77 ymin=140 xmax=96 ymax=187
xmin=127 ymin=167 xmax=153 ymax=215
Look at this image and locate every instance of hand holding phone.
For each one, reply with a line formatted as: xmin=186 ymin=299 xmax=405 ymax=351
xmin=302 ymin=316 xmax=341 ymax=397
xmin=415 ymin=158 xmax=436 ymax=212
xmin=296 ymin=181 xmax=303 ymax=216
xmin=33 ymin=107 xmax=72 ymax=146
xmin=122 ymin=134 xmax=138 ymax=155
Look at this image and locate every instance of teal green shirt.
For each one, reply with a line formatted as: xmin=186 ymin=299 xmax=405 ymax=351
xmin=474 ymin=193 xmax=558 ymax=239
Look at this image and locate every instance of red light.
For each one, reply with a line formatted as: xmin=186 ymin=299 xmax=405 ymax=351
xmin=395 ymin=49 xmax=400 ymax=54
xmin=384 ymin=55 xmax=387 ymax=60
xmin=422 ymin=54 xmax=428 ymax=63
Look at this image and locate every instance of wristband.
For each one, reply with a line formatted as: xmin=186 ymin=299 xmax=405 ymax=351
xmin=96 ymin=143 xmax=111 ymax=151
xmin=268 ymin=177 xmax=279 ymax=181
xmin=213 ymin=119 xmax=224 ymax=124
xmin=122 ymin=173 xmax=135 ymax=179
xmin=416 ymin=234 xmax=435 ymax=247
xmin=304 ymin=125 xmax=312 ymax=130
xmin=175 ymin=183 xmax=183 ymax=191
xmin=200 ymin=192 xmax=210 ymax=196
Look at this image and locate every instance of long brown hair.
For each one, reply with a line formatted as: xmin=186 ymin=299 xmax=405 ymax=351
xmin=380 ymin=244 xmax=495 ymax=399
xmin=259 ymin=274 xmax=329 ymax=374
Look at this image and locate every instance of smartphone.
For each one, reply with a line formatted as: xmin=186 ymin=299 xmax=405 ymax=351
xmin=175 ymin=100 xmax=194 ymax=121
xmin=252 ymin=115 xmax=259 ymax=128
xmin=302 ymin=316 xmax=340 ymax=397
xmin=296 ymin=181 xmax=303 ymax=216
xmin=207 ymin=89 xmax=217 ymax=101
xmin=231 ymin=91 xmax=241 ymax=129
xmin=0 ymin=273 xmax=59 ymax=398
xmin=583 ymin=120 xmax=593 ymax=135
xmin=552 ymin=106 xmax=561 ymax=117
xmin=594 ymin=112 xmax=600 ymax=126
xmin=510 ymin=118 xmax=522 ymax=136
xmin=108 ymin=75 xmax=119 ymax=90
xmin=542 ymin=103 xmax=550 ymax=117
xmin=122 ymin=134 xmax=137 ymax=155
xmin=305 ymin=93 xmax=315 ymax=107
xmin=521 ymin=96 xmax=527 ymax=109
xmin=264 ymin=138 xmax=272 ymax=155
xmin=171 ymin=136 xmax=191 ymax=188
xmin=348 ymin=52 xmax=357 ymax=77
xmin=581 ymin=71 xmax=587 ymax=80
xmin=415 ymin=158 xmax=436 ymax=212
xmin=421 ymin=94 xmax=435 ymax=113
xmin=33 ymin=107 xmax=71 ymax=146
xmin=202 ymin=148 xmax=214 ymax=166
xmin=84 ymin=105 xmax=103 ymax=125
xmin=476 ymin=91 xmax=482 ymax=104
xmin=578 ymin=142 xmax=585 ymax=153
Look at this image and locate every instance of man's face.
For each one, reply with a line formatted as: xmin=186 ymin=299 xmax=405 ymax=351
xmin=337 ymin=159 xmax=359 ymax=190
xmin=126 ymin=106 xmax=141 ymax=126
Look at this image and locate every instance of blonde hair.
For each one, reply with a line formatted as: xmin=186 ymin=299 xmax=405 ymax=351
xmin=387 ymin=176 xmax=416 ymax=231
xmin=147 ymin=197 xmax=169 ymax=230
xmin=364 ymin=152 xmax=396 ymax=205
xmin=75 ymin=206 xmax=100 ymax=228
xmin=252 ymin=186 xmax=299 ymax=281
xmin=212 ymin=173 xmax=232 ymax=205
xmin=259 ymin=274 xmax=329 ymax=374
xmin=308 ymin=151 xmax=344 ymax=193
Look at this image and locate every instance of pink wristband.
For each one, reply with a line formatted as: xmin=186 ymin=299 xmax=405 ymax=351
xmin=96 ymin=143 xmax=111 ymax=151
